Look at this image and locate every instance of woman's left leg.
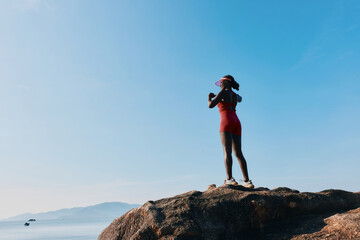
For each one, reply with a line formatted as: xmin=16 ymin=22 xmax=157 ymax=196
xmin=220 ymin=131 xmax=234 ymax=180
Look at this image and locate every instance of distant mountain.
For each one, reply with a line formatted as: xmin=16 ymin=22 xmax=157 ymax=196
xmin=3 ymin=202 xmax=140 ymax=221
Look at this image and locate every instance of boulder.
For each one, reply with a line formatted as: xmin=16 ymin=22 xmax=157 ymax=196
xmin=98 ymin=185 xmax=360 ymax=240
xmin=290 ymin=207 xmax=360 ymax=240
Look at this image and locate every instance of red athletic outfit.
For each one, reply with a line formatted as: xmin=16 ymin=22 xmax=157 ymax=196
xmin=217 ymin=92 xmax=242 ymax=136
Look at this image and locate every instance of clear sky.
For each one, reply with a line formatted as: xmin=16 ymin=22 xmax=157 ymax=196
xmin=0 ymin=0 xmax=359 ymax=219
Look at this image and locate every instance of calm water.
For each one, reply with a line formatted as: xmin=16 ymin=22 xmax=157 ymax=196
xmin=0 ymin=217 xmax=114 ymax=240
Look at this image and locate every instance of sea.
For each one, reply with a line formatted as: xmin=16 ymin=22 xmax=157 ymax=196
xmin=0 ymin=217 xmax=114 ymax=240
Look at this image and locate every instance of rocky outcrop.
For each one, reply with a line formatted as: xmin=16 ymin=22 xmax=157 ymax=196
xmin=290 ymin=207 xmax=360 ymax=240
xmin=98 ymin=185 xmax=360 ymax=240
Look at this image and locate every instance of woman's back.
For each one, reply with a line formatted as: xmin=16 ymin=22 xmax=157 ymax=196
xmin=218 ymin=90 xmax=237 ymax=112
xmin=221 ymin=89 xmax=234 ymax=103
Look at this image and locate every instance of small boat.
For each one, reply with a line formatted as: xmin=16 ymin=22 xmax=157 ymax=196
xmin=24 ymin=222 xmax=30 ymax=226
xmin=28 ymin=219 xmax=36 ymax=221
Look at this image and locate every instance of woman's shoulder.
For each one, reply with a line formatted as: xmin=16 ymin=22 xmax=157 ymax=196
xmin=217 ymin=88 xmax=227 ymax=96
xmin=220 ymin=88 xmax=232 ymax=94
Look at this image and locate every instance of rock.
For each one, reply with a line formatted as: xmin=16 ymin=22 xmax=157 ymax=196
xmin=206 ymin=184 xmax=216 ymax=190
xmin=98 ymin=186 xmax=360 ymax=240
xmin=290 ymin=207 xmax=360 ymax=240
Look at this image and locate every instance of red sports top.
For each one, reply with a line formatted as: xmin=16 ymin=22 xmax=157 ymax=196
xmin=217 ymin=92 xmax=241 ymax=135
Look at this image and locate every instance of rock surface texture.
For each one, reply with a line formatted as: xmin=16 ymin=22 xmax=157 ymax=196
xmin=98 ymin=186 xmax=360 ymax=240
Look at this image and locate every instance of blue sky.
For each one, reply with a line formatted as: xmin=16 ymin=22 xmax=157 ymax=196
xmin=0 ymin=0 xmax=359 ymax=219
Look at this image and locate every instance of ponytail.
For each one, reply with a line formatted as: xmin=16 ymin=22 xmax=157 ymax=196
xmin=223 ymin=75 xmax=239 ymax=91
xmin=231 ymin=81 xmax=239 ymax=91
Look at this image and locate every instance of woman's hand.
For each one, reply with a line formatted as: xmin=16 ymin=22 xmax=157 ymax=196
xmin=208 ymin=91 xmax=224 ymax=108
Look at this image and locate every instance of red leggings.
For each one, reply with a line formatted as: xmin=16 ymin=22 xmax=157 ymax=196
xmin=220 ymin=110 xmax=242 ymax=136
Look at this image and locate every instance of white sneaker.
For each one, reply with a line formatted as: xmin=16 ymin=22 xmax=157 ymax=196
xmin=224 ymin=177 xmax=238 ymax=185
xmin=242 ymin=180 xmax=254 ymax=188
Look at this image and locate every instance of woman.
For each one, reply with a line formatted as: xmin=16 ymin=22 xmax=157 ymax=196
xmin=208 ymin=75 xmax=254 ymax=188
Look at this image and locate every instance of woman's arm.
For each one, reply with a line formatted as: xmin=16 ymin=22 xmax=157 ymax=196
xmin=208 ymin=89 xmax=225 ymax=108
xmin=236 ymin=94 xmax=242 ymax=102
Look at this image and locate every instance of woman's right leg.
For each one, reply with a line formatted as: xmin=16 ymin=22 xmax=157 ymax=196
xmin=220 ymin=131 xmax=233 ymax=180
xmin=232 ymin=134 xmax=250 ymax=182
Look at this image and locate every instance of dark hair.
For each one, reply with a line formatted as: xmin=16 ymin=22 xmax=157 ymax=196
xmin=223 ymin=75 xmax=239 ymax=91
